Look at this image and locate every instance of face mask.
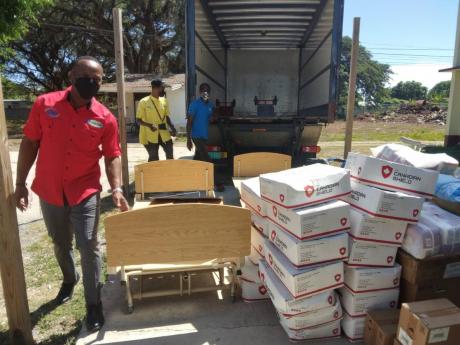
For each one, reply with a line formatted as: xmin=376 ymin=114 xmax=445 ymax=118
xmin=201 ymin=91 xmax=209 ymax=101
xmin=74 ymin=77 xmax=100 ymax=100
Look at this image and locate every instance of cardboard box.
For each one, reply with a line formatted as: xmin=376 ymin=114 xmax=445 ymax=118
xmin=241 ymin=177 xmax=267 ymax=216
xmin=364 ymin=309 xmax=399 ymax=345
xmin=258 ymin=260 xmax=338 ymax=316
xmin=397 ymin=299 xmax=460 ymax=345
xmin=240 ymin=257 xmax=270 ymax=301
xmin=278 ymin=301 xmax=342 ymax=330
xmin=350 ymin=208 xmax=408 ymax=246
xmin=397 ymin=250 xmax=460 ymax=285
xmin=345 ymin=152 xmax=439 ymax=198
xmin=260 ymin=164 xmax=351 ymax=209
xmin=279 ymin=318 xmax=341 ymax=341
xmin=342 ymin=313 xmax=366 ymax=341
xmin=269 ymin=221 xmax=348 ymax=267
xmin=344 ymin=181 xmax=424 ymax=224
xmin=267 ymin=199 xmax=350 ymax=240
xmin=251 ymin=212 xmax=269 ymax=237
xmin=249 ymin=226 xmax=265 ymax=265
xmin=264 ymin=241 xmax=344 ymax=299
xmin=348 ymin=238 xmax=399 ymax=267
xmin=399 ymin=278 xmax=460 ymax=308
xmin=345 ymin=263 xmax=402 ymax=293
xmin=339 ymin=285 xmax=399 ymax=317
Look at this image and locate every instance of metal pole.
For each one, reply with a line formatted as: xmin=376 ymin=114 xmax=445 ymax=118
xmin=344 ymin=17 xmax=360 ymax=159
xmin=0 ymin=80 xmax=34 ymax=344
xmin=113 ymin=8 xmax=130 ymax=198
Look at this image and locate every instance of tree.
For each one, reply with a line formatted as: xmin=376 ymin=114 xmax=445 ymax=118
xmin=428 ymin=80 xmax=450 ymax=100
xmin=0 ymin=0 xmax=52 ymax=44
xmin=391 ymin=81 xmax=427 ymax=100
xmin=339 ymin=36 xmax=393 ymax=112
xmin=1 ymin=0 xmax=185 ymax=93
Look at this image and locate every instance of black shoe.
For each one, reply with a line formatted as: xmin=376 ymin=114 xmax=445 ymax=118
xmin=86 ymin=304 xmax=103 ymax=333
xmin=55 ymin=272 xmax=80 ymax=305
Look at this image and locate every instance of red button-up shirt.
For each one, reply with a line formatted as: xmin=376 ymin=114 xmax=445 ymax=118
xmin=23 ymin=87 xmax=121 ymax=206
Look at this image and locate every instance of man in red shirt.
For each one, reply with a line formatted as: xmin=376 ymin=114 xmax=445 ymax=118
xmin=14 ymin=56 xmax=129 ymax=332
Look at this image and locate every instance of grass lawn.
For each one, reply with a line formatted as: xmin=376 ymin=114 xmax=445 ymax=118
xmin=320 ymin=120 xmax=445 ymax=142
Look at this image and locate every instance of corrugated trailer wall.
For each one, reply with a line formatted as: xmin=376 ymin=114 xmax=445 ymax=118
xmin=298 ymin=0 xmax=334 ymax=119
xmin=193 ymin=0 xmax=226 ymax=103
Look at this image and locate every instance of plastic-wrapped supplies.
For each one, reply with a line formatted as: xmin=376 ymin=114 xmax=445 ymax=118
xmin=371 ymin=144 xmax=458 ymax=174
xmin=402 ymin=202 xmax=460 ymax=259
xmin=436 ymin=174 xmax=460 ymax=203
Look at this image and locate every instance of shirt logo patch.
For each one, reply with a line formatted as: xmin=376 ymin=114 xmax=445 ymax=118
xmin=45 ymin=107 xmax=60 ymax=118
xmin=87 ymin=119 xmax=104 ymax=128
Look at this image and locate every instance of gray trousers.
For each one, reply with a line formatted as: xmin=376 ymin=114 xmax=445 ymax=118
xmin=40 ymin=193 xmax=102 ymax=305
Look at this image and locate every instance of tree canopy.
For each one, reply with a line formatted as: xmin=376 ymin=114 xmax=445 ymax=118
xmin=339 ymin=36 xmax=393 ymax=111
xmin=428 ymin=80 xmax=450 ymax=100
xmin=0 ymin=0 xmax=52 ymax=44
xmin=391 ymin=81 xmax=428 ymax=100
xmin=1 ymin=0 xmax=185 ymax=93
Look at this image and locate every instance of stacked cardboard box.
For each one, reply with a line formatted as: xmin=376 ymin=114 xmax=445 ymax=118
xmin=340 ymin=153 xmax=438 ymax=341
xmin=240 ymin=177 xmax=270 ymax=300
xmin=396 ymin=299 xmax=460 ymax=345
xmin=397 ymin=250 xmax=460 ymax=307
xmin=363 ymin=309 xmax=399 ymax=345
xmin=255 ymin=164 xmax=352 ymax=341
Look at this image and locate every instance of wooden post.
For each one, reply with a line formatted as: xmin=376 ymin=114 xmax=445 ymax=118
xmin=0 ymin=81 xmax=34 ymax=344
xmin=344 ymin=17 xmax=360 ymax=159
xmin=113 ymin=8 xmax=130 ymax=198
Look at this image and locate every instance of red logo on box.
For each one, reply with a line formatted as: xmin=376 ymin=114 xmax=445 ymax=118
xmin=393 ymin=278 xmax=399 ymax=286
xmin=413 ymin=209 xmax=419 ymax=217
xmin=381 ymin=165 xmax=393 ymax=179
xmin=340 ymin=217 xmax=348 ymax=226
xmin=269 ymin=254 xmax=273 ymax=265
xmin=328 ymin=295 xmax=334 ymax=305
xmin=272 ymin=206 xmax=278 ymax=217
xmin=279 ymin=194 xmax=285 ymax=202
xmin=334 ymin=274 xmax=341 ymax=282
xmin=395 ymin=232 xmax=402 ymax=240
xmin=390 ymin=301 xmax=396 ymax=308
xmin=304 ymin=185 xmax=315 ymax=197
xmin=260 ymin=272 xmax=265 ymax=282
xmin=271 ymin=230 xmax=277 ymax=241
xmin=334 ymin=311 xmax=339 ymax=319
xmin=257 ymin=205 xmax=261 ymax=212
xmin=387 ymin=256 xmax=394 ymax=264
xmin=258 ymin=285 xmax=267 ymax=295
xmin=333 ymin=328 xmax=339 ymax=335
xmin=258 ymin=244 xmax=263 ymax=253
xmin=339 ymin=247 xmax=346 ymax=256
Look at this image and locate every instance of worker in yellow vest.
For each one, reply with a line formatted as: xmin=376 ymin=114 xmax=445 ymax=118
xmin=136 ymin=79 xmax=177 ymax=161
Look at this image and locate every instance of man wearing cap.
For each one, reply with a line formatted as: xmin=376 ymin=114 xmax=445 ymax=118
xmin=14 ymin=56 xmax=129 ymax=332
xmin=137 ymin=79 xmax=177 ymax=161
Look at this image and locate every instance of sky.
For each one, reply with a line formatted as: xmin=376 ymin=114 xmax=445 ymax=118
xmin=343 ymin=0 xmax=459 ymax=89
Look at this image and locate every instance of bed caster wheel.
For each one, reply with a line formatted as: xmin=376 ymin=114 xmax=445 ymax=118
xmin=127 ymin=306 xmax=134 ymax=314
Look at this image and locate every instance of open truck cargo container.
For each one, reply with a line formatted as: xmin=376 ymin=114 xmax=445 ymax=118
xmin=186 ymin=0 xmax=344 ymax=167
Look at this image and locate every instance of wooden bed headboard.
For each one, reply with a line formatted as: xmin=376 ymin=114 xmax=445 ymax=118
xmin=134 ymin=160 xmax=214 ymax=197
xmin=105 ymin=204 xmax=251 ymax=267
xmin=233 ymin=152 xmax=291 ymax=177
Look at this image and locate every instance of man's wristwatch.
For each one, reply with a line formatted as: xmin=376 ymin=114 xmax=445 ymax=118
xmin=112 ymin=187 xmax=123 ymax=194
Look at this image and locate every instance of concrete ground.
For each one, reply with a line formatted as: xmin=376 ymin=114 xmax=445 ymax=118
xmin=76 ymin=274 xmax=352 ymax=345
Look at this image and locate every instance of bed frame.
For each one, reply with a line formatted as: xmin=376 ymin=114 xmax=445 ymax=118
xmin=233 ymin=152 xmax=291 ymax=177
xmin=106 ymin=160 xmax=250 ymax=312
